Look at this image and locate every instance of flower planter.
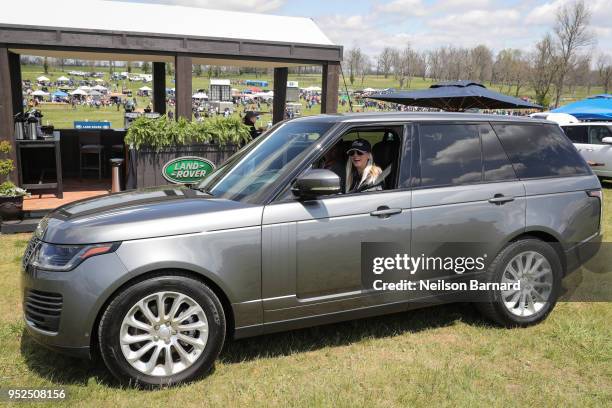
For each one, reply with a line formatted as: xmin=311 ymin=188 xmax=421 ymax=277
xmin=0 ymin=196 xmax=24 ymax=221
xmin=126 ymin=143 xmax=239 ymax=189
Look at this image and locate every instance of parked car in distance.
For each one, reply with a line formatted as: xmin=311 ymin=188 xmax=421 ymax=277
xmin=561 ymin=122 xmax=612 ymax=179
xmin=22 ymin=113 xmax=603 ymax=387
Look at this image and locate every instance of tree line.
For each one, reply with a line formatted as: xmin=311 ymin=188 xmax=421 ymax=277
xmin=345 ymin=0 xmax=611 ymax=108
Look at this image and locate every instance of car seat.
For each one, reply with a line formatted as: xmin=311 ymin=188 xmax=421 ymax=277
xmin=372 ymin=132 xmax=400 ymax=189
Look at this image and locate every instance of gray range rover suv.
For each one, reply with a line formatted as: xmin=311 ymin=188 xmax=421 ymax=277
xmin=22 ymin=113 xmax=602 ymax=386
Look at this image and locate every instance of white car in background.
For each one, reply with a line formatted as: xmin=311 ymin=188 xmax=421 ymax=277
xmin=560 ymin=122 xmax=612 ymax=179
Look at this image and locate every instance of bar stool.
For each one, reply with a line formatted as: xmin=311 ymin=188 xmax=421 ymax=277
xmin=78 ymin=131 xmax=103 ymax=180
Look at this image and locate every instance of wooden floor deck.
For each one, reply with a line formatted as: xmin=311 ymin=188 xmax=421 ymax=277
xmin=23 ymin=179 xmax=111 ymax=211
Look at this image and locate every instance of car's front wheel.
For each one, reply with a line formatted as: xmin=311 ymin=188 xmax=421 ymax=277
xmin=98 ymin=274 xmax=226 ymax=387
xmin=476 ymin=239 xmax=562 ymax=327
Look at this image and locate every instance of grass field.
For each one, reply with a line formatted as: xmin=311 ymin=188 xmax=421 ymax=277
xmin=0 ymin=182 xmax=610 ymax=406
xmin=20 ymin=64 xmax=607 ymax=130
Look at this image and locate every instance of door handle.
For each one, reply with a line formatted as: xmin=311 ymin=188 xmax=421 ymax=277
xmin=585 ymin=148 xmax=595 ymax=152
xmin=488 ymin=194 xmax=515 ymax=204
xmin=370 ymin=206 xmax=402 ymax=217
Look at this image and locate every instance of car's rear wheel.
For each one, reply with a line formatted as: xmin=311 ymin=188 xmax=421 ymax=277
xmin=475 ymin=239 xmax=562 ymax=327
xmin=98 ymin=275 xmax=225 ymax=387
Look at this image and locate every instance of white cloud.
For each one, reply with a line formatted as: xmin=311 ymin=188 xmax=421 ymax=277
xmin=373 ymin=0 xmax=427 ymax=16
xmin=429 ymin=9 xmax=521 ymax=29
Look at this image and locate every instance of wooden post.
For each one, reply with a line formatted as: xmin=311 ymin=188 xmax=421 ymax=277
xmin=321 ymin=62 xmax=339 ymax=114
xmin=8 ymin=52 xmax=22 ymax=116
xmin=152 ymin=62 xmax=166 ymax=115
xmin=0 ymin=47 xmax=17 ymax=182
xmin=174 ymin=55 xmax=192 ymax=121
xmin=273 ymin=67 xmax=288 ymax=124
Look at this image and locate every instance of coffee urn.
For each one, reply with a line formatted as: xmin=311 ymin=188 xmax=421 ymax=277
xmin=13 ymin=112 xmax=26 ymax=140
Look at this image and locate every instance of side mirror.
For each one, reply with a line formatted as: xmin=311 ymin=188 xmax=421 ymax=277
xmin=292 ymin=168 xmax=341 ymax=200
xmin=602 ymin=137 xmax=612 ymax=145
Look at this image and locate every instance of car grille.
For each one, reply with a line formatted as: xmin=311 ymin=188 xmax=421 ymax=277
xmin=24 ymin=289 xmax=63 ymax=333
xmin=22 ymin=237 xmax=41 ymax=269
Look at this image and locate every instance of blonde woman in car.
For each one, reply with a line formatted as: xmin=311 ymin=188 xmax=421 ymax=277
xmin=345 ymin=138 xmax=383 ymax=193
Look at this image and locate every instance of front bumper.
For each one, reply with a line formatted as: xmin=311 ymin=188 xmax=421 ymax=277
xmin=21 ymin=252 xmax=129 ymax=359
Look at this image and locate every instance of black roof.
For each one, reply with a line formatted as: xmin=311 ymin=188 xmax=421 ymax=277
xmin=291 ymin=111 xmax=552 ymax=124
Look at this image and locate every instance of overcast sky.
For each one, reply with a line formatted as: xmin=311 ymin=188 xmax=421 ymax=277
xmin=119 ymin=0 xmax=612 ymax=57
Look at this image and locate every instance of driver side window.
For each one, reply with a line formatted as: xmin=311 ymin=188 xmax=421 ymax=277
xmin=279 ymin=125 xmax=405 ymax=201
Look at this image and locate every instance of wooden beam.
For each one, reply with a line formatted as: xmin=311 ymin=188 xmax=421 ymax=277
xmin=0 ymin=46 xmax=17 ymax=183
xmin=0 ymin=26 xmax=343 ymax=64
xmin=321 ymin=62 xmax=339 ymax=114
xmin=174 ymin=55 xmax=192 ymax=121
xmin=273 ymin=67 xmax=288 ymax=124
xmin=152 ymin=62 xmax=166 ymax=115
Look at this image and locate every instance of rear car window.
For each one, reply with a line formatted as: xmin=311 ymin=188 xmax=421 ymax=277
xmin=562 ymin=126 xmax=588 ymax=144
xmin=493 ymin=123 xmax=591 ymax=179
xmin=589 ymin=126 xmax=612 ymax=145
xmin=418 ymin=124 xmax=482 ymax=187
xmin=481 ymin=123 xmax=517 ymax=182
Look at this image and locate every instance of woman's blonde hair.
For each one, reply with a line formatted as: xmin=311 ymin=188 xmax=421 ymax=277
xmin=345 ymin=153 xmax=382 ymax=193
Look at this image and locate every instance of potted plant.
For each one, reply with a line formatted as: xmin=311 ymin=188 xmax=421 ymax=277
xmin=0 ymin=140 xmax=27 ymax=221
xmin=124 ymin=116 xmax=252 ymax=188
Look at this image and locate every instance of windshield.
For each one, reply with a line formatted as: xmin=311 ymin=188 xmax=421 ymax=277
xmin=197 ymin=121 xmax=334 ymax=202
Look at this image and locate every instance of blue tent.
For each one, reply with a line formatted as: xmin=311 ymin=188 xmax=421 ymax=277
xmin=52 ymin=90 xmax=68 ymax=97
xmin=368 ymin=81 xmax=542 ymax=111
xmin=551 ymin=95 xmax=612 ymax=120
xmin=245 ymin=79 xmax=268 ymax=87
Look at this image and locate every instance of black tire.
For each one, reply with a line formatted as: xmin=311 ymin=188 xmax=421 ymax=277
xmin=475 ymin=239 xmax=562 ymax=327
xmin=98 ymin=274 xmax=226 ymax=387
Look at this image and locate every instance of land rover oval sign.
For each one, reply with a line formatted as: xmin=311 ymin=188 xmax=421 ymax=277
xmin=162 ymin=156 xmax=215 ymax=184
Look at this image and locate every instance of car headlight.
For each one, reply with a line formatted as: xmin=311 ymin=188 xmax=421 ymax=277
xmin=31 ymin=242 xmax=120 ymax=271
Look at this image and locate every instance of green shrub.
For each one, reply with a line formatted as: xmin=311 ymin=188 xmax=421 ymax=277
xmin=0 ymin=140 xmax=27 ymax=198
xmin=125 ymin=115 xmax=251 ymax=151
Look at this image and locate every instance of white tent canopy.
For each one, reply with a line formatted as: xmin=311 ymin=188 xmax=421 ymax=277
xmin=56 ymin=76 xmax=70 ymax=82
xmin=1 ymin=0 xmax=333 ymax=46
xmin=36 ymin=76 xmax=50 ymax=82
xmin=78 ymin=85 xmax=91 ymax=91
xmin=302 ymin=86 xmax=322 ymax=92
xmin=362 ymin=87 xmax=377 ymax=92
xmin=192 ymin=92 xmax=208 ymax=99
xmin=139 ymin=86 xmax=152 ymax=91
xmin=31 ymin=90 xmax=49 ymax=96
xmin=70 ymin=89 xmax=88 ymax=96
xmin=92 ymin=85 xmax=107 ymax=91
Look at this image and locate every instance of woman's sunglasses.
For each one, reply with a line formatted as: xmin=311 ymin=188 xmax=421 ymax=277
xmin=348 ymin=150 xmax=366 ymax=156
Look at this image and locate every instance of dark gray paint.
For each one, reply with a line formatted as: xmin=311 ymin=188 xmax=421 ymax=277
xmin=22 ymin=113 xmax=603 ymax=357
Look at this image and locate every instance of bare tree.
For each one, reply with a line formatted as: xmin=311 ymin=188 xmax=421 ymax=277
xmin=345 ymin=47 xmax=366 ymax=85
xmin=597 ymin=55 xmax=612 ymax=94
xmin=529 ymin=34 xmax=560 ymax=107
xmin=377 ymin=47 xmax=395 ymax=78
xmin=391 ymin=46 xmax=417 ymax=88
xmin=552 ymin=0 xmax=594 ymax=107
xmin=469 ymin=45 xmax=493 ymax=84
xmin=360 ymin=54 xmax=371 ymax=85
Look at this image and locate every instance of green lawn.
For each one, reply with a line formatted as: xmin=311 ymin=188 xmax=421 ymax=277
xmin=0 ymin=183 xmax=610 ymax=406
xmin=21 ymin=64 xmax=606 ymax=130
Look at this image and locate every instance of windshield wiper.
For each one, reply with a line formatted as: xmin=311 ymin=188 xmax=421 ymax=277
xmin=188 ymin=185 xmax=214 ymax=196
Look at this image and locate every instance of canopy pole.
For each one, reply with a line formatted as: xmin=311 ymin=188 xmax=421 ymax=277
xmin=175 ymin=55 xmax=192 ymax=121
xmin=273 ymin=67 xmax=288 ymax=124
xmin=321 ymin=62 xmax=339 ymax=114
xmin=0 ymin=47 xmax=18 ymax=182
xmin=152 ymin=62 xmax=166 ymax=115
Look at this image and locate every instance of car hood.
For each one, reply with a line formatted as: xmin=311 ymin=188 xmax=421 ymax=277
xmin=40 ymin=186 xmax=263 ymax=244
